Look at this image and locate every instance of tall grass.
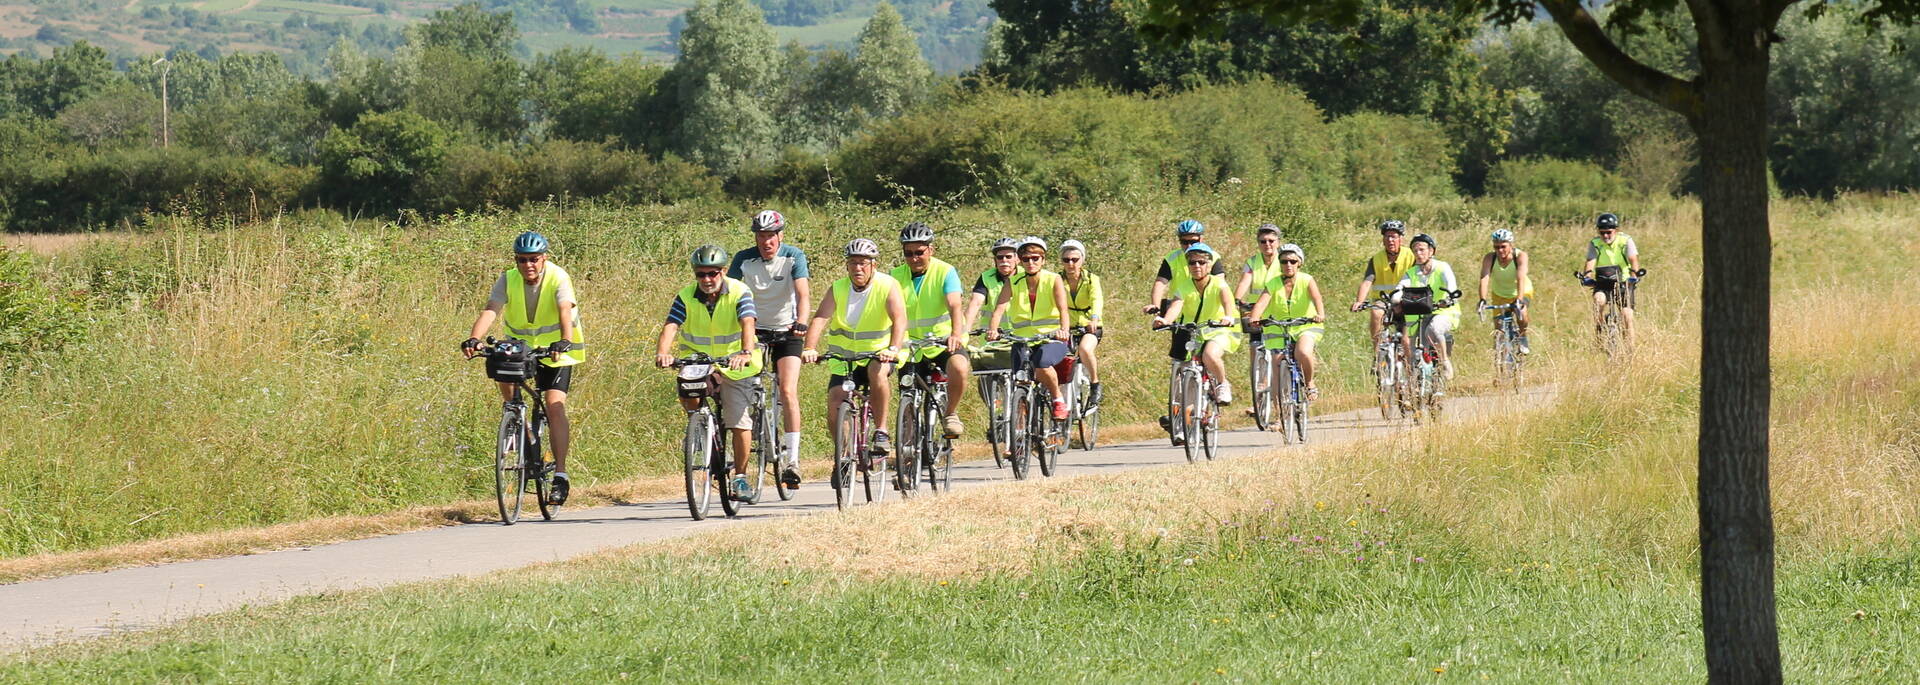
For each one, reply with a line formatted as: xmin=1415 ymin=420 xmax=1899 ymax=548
xmin=0 ymin=188 xmax=1885 ymax=561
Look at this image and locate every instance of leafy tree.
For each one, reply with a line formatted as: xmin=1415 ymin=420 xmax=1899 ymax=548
xmin=316 ymin=109 xmax=452 ymax=213
xmin=1769 ymin=8 xmax=1920 ymax=193
xmin=672 ymin=0 xmax=781 ymax=174
xmin=398 ymin=3 xmax=527 ymax=141
xmin=412 ymin=1 xmax=519 ymax=62
xmin=321 ymin=38 xmax=406 ymax=128
xmin=526 ymin=47 xmax=668 ymax=146
xmin=55 ymin=82 xmax=159 ymax=150
xmin=773 ymin=43 xmax=866 ymax=151
xmin=852 ymin=2 xmax=934 ymax=119
xmin=6 ymin=41 xmax=116 ymax=118
xmin=1141 ymin=0 xmax=1920 ymax=681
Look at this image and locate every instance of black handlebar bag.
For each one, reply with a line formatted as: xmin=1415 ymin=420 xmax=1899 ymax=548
xmin=486 ymin=341 xmax=534 ymax=383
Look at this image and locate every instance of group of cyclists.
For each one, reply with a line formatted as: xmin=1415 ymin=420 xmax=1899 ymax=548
xmin=458 ymin=209 xmax=1644 ymax=506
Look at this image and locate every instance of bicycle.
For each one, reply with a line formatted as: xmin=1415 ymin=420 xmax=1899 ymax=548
xmin=969 ymin=328 xmax=1015 ymax=469
xmin=1577 ymin=268 xmax=1646 ymax=358
xmin=1154 ymin=322 xmax=1233 ymax=463
xmin=1478 ymin=301 xmax=1524 ymax=391
xmin=1399 ymin=290 xmax=1461 ymax=426
xmin=1064 ymin=325 xmax=1100 ymax=451
xmin=1358 ymin=299 xmax=1412 ymax=421
xmin=752 ymin=330 xmax=796 ymax=502
xmin=669 ymin=352 xmax=758 ymax=520
xmin=998 ymin=332 xmax=1069 ymax=479
xmin=1253 ymin=318 xmax=1316 ymax=444
xmin=472 ymin=337 xmax=561 ymax=525
xmin=821 ymin=351 xmax=891 ymax=510
xmin=1239 ymin=302 xmax=1279 ymax=433
xmin=893 ymin=335 xmax=955 ymax=497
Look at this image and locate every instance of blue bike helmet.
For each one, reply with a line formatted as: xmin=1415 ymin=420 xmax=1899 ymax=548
xmin=512 ymin=231 xmax=549 ymax=254
xmin=1176 ymin=219 xmax=1205 ymax=235
xmin=1182 ymin=242 xmax=1218 ymax=259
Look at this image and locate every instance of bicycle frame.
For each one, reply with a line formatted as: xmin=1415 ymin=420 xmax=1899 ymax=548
xmin=895 ymin=336 xmax=954 ymax=495
xmin=473 ymin=338 xmax=556 ymax=525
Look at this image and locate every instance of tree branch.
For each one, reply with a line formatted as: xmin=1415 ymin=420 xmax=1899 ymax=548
xmin=1538 ymin=0 xmax=1703 ymax=118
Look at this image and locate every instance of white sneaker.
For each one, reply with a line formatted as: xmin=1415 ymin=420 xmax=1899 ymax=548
xmin=1214 ymin=382 xmax=1234 ymax=405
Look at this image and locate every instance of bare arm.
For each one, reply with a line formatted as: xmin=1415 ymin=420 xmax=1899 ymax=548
xmin=803 ymin=288 xmax=836 ymax=355
xmin=1233 ymin=269 xmax=1253 ymax=301
xmin=1050 ymin=277 xmax=1071 ymax=341
xmin=1516 ymin=250 xmax=1532 ymax=292
xmin=1247 ymin=291 xmax=1272 ymax=322
xmin=792 ymin=277 xmax=813 ymax=330
xmin=885 ymin=287 xmax=908 ymax=351
xmin=467 ymin=303 xmax=502 ymax=342
xmin=1478 ymin=252 xmax=1495 ymax=303
xmin=556 ymin=300 xmax=577 ymax=345
xmin=655 ymin=322 xmax=679 ymax=367
xmin=986 ymin=281 xmax=1012 ymax=339
xmin=1307 ymin=279 xmax=1325 ymax=323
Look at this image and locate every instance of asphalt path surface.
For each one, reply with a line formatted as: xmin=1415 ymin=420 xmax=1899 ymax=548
xmin=1 ymin=386 xmax=1551 ymax=653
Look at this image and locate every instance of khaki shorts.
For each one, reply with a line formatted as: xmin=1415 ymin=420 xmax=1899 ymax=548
xmin=714 ymin=374 xmax=759 ymax=431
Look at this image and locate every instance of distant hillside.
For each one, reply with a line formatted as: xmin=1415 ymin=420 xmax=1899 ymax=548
xmin=0 ymin=0 xmax=990 ymax=73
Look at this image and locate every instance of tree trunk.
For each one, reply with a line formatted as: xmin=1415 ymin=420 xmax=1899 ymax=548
xmin=1689 ymin=12 xmax=1782 ymax=684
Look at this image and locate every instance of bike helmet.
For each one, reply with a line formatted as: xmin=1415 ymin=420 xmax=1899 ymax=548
xmin=1060 ymin=239 xmax=1087 ymax=258
xmin=1277 ymin=243 xmax=1305 ymax=261
xmin=990 ymin=237 xmax=1018 ymax=254
xmin=1255 ymin=223 xmax=1281 ymax=237
xmin=845 ymin=238 xmax=879 ymax=257
xmin=1378 ymin=220 xmax=1405 ymax=235
xmin=690 ymin=244 xmax=728 ymax=268
xmin=1017 ymin=235 xmax=1048 ymax=252
xmin=1183 ymin=243 xmax=1218 ymax=259
xmin=512 ymin=231 xmax=549 ymax=254
xmin=1176 ymin=219 xmax=1205 ymax=235
xmin=750 ymin=209 xmax=786 ymax=232
xmin=1490 ymin=228 xmax=1515 ymax=244
xmin=898 ymin=221 xmax=935 ymax=244
xmin=1596 ymin=212 xmax=1620 ymax=230
xmin=1409 ymin=233 xmax=1437 ymax=250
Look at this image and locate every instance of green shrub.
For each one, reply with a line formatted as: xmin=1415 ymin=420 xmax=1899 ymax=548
xmin=1485 ymin=156 xmax=1629 ymax=199
xmin=416 ymin=140 xmax=720 ymax=214
xmin=316 ymin=110 xmax=454 ymax=214
xmin=1331 ymin=112 xmax=1456 ymax=199
xmin=0 ymin=248 xmax=88 ymax=362
xmin=1160 ymin=80 xmax=1345 ymax=197
xmin=0 ymin=147 xmax=314 ymax=232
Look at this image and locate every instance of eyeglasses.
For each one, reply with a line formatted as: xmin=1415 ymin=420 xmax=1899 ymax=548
xmin=1186 ymin=260 xmax=1210 ymax=267
xmin=695 ymin=270 xmax=722 ymax=279
xmin=1061 ymin=257 xmax=1083 ymax=264
xmin=1021 ymin=255 xmax=1044 ymax=262
xmin=1598 ymin=229 xmax=1616 ymax=235
xmin=1280 ymin=259 xmax=1301 ymax=265
xmin=1259 ymin=238 xmax=1279 ymax=245
xmin=515 ymin=255 xmax=544 ymax=264
xmin=904 ymin=248 xmax=929 ymax=257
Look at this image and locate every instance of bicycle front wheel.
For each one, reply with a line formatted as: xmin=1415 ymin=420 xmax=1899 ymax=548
xmin=1275 ymin=362 xmax=1295 ymax=445
xmin=494 ymin=408 xmax=527 ymax=525
xmin=1181 ymin=372 xmax=1202 ymax=463
xmin=683 ymin=412 xmax=714 ymax=520
xmin=1251 ymin=347 xmax=1274 ymax=432
xmin=1373 ymin=344 xmax=1394 ymax=420
xmin=894 ymin=389 xmax=921 ymax=499
xmin=1008 ymin=387 xmax=1032 ymax=480
xmin=863 ymin=410 xmax=889 ymax=504
xmin=832 ymin=402 xmax=857 ymax=511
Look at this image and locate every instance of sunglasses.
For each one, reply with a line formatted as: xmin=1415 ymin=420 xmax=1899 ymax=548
xmin=1061 ymin=257 xmax=1083 ymax=264
xmin=1021 ymin=255 xmax=1044 ymax=262
xmin=903 ymin=248 xmax=930 ymax=257
xmin=515 ymin=255 xmax=544 ymax=264
xmin=1186 ymin=260 xmax=1210 ymax=267
xmin=1259 ymin=238 xmax=1279 ymax=244
xmin=695 ymin=270 xmax=722 ymax=279
xmin=1280 ymin=259 xmax=1301 ymax=265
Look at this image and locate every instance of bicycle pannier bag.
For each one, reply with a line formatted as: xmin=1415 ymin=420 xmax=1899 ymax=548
xmin=970 ymin=342 xmax=1014 ymax=372
xmin=677 ymin=364 xmax=716 ymax=399
xmin=1397 ymin=286 xmax=1435 ymax=317
xmin=486 ymin=341 xmax=533 ymax=383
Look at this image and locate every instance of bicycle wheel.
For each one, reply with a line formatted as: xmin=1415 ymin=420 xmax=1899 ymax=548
xmin=1372 ymin=343 xmax=1394 ymax=420
xmin=1275 ymin=359 xmax=1295 ymax=445
xmin=493 ymin=408 xmax=526 ymax=525
xmin=1037 ymin=404 xmax=1059 ymax=478
xmin=1251 ymin=346 xmax=1274 ymax=432
xmin=930 ymin=405 xmax=953 ymax=493
xmin=718 ymin=435 xmax=741 ymax=518
xmin=683 ymin=412 xmax=714 ymax=521
xmin=1008 ymin=386 xmax=1032 ymax=480
xmin=1181 ymin=372 xmax=1202 ymax=463
xmin=1293 ymin=371 xmax=1311 ymax=443
xmin=981 ymin=379 xmax=1006 ymax=468
xmin=832 ymin=402 xmax=857 ymax=511
xmin=1059 ymin=366 xmax=1082 ymax=451
xmin=1077 ymin=387 xmax=1100 ymax=452
xmin=894 ymin=388 xmax=921 ymax=499
xmin=1202 ymin=401 xmax=1219 ymax=461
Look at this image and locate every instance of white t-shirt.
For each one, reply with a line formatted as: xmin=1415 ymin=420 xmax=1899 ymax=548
xmin=845 ymin=281 xmax=872 ymax=323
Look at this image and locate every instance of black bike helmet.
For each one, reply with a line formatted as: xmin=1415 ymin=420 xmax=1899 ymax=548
xmin=1379 ymin=220 xmax=1406 ymax=235
xmin=1596 ymin=213 xmax=1620 ymax=230
xmin=1409 ymin=233 xmax=1437 ymax=250
xmin=898 ymin=221 xmax=935 ymax=244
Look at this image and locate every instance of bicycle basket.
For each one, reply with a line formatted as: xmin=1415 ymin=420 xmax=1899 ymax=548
xmin=970 ymin=343 xmax=1014 ymax=372
xmin=677 ymin=364 xmax=716 ymax=398
xmin=485 ymin=341 xmax=534 ymax=382
xmin=1593 ymin=265 xmax=1623 ymax=285
xmin=1398 ymin=287 xmax=1435 ymax=317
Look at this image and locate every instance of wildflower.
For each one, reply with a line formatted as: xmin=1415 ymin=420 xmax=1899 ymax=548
xmin=1433 ymin=666 xmax=1447 ymax=674
xmin=1182 ymin=557 xmax=1196 ymax=566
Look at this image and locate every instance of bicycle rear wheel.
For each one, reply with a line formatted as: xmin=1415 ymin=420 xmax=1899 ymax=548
xmin=683 ymin=412 xmax=714 ymax=520
xmin=1251 ymin=346 xmax=1274 ymax=432
xmin=1373 ymin=344 xmax=1394 ymax=420
xmin=494 ymin=408 xmax=527 ymax=525
xmin=832 ymin=402 xmax=856 ymax=511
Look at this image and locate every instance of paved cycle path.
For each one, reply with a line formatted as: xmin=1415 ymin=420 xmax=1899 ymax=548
xmin=1 ymin=387 xmax=1552 ymax=652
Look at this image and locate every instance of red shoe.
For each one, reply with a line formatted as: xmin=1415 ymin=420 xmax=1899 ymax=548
xmin=1051 ymin=399 xmax=1069 ymax=420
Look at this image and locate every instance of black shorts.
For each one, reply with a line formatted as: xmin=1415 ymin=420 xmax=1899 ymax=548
xmin=1016 ymin=342 xmax=1069 ymax=371
xmin=1071 ymin=325 xmax=1103 ymax=340
xmin=757 ymin=329 xmax=804 ymax=361
xmin=534 ymin=364 xmax=573 ymax=393
xmin=828 ymin=359 xmax=885 ymax=392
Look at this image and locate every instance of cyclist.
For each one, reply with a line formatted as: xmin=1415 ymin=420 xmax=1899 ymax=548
xmin=889 ymin=222 xmax=971 ymax=439
xmin=1245 ymin=243 xmax=1324 ymax=399
xmin=1393 ymin=233 xmax=1460 ymax=380
xmin=1350 ymin=220 xmax=1416 ymax=343
xmin=1145 ymin=220 xmax=1224 ymax=437
xmin=1060 ymin=239 xmax=1104 ymax=405
xmin=986 ymin=236 xmax=1074 ymax=420
xmin=1234 ymin=223 xmax=1284 ymax=309
xmin=654 ymin=245 xmax=761 ymax=500
xmin=1581 ymin=212 xmax=1642 ymax=346
xmin=1477 ymin=228 xmax=1533 ymax=355
xmin=802 ymin=239 xmax=907 ymax=460
xmin=1153 ymin=243 xmax=1241 ymax=412
xmin=728 ymin=209 xmax=811 ymax=489
xmin=461 ymin=231 xmax=584 ymax=506
xmin=964 ymin=237 xmax=1020 ymax=331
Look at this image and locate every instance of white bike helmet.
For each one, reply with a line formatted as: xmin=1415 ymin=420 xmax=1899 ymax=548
xmin=1017 ymin=235 xmax=1048 ymax=252
xmin=1277 ymin=243 xmax=1305 ymax=261
xmin=844 ymin=238 xmax=879 ymax=257
xmin=1060 ymin=239 xmax=1087 ymax=258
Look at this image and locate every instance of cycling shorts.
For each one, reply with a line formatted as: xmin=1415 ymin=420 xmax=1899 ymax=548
xmin=757 ymin=329 xmax=804 ymax=361
xmin=1166 ymin=327 xmax=1191 ymax=361
xmin=1014 ymin=342 xmax=1069 ymax=371
xmin=829 ymin=359 xmax=885 ymax=393
xmin=523 ymin=364 xmax=571 ymax=394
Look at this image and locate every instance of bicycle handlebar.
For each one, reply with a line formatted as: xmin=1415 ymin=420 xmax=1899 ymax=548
xmin=819 ymin=351 xmax=889 ymax=363
xmin=1254 ymin=317 xmax=1316 ymax=328
xmin=1151 ymin=321 xmax=1236 ymax=333
xmin=470 ymin=337 xmax=560 ymax=359
xmin=669 ymin=353 xmax=726 ymax=368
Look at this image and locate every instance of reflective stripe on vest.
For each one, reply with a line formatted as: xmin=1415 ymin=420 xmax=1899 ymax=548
xmin=1009 ymin=269 xmax=1064 ymax=336
xmin=1180 ymin=276 xmax=1236 ymax=325
xmin=890 ymin=259 xmax=956 ymax=338
xmin=1369 ymin=250 xmax=1414 ymax=294
xmin=825 ymin=274 xmax=898 ymax=357
xmin=504 ymin=263 xmax=585 ymax=367
xmin=1246 ymin=254 xmax=1277 ymax=296
xmin=675 ymin=278 xmax=760 ymax=380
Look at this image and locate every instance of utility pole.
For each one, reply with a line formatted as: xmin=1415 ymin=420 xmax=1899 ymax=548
xmin=154 ymin=57 xmax=170 ymax=148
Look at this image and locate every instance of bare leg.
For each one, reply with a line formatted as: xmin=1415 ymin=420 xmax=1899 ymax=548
xmin=1296 ymin=335 xmax=1319 ymax=389
xmin=945 ymin=354 xmax=970 ymax=416
xmin=867 ymin=361 xmax=893 ymax=431
xmin=544 ymin=390 xmax=569 ymax=472
xmin=776 ymin=355 xmax=803 ymax=433
xmin=730 ymin=428 xmax=751 ymax=475
xmin=1078 ymin=334 xmax=1100 ymax=382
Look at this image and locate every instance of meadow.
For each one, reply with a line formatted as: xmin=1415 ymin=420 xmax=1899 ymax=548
xmin=2 ymin=191 xmax=1916 ymax=678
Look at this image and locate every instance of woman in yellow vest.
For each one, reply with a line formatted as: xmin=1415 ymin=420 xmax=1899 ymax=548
xmin=986 ymin=236 xmax=1074 ymax=420
xmin=1478 ymin=228 xmax=1534 ymax=355
xmin=1351 ymin=220 xmax=1416 ymax=345
xmin=1246 ymin=243 xmax=1325 ymax=400
xmin=801 ymin=239 xmax=908 ymax=458
xmin=461 ymin=231 xmax=584 ymax=506
xmin=1234 ymin=223 xmax=1284 ymax=312
xmin=653 ymin=245 xmax=762 ymax=500
xmin=1060 ymin=239 xmax=1104 ymax=405
xmin=1152 ymin=243 xmax=1242 ymax=406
